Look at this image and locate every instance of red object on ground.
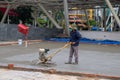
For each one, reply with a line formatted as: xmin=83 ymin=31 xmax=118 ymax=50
xmin=8 ymin=64 xmax=14 ymax=69
xmin=18 ymin=24 xmax=28 ymax=35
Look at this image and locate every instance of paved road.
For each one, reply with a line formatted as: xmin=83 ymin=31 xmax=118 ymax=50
xmin=0 ymin=41 xmax=120 ymax=78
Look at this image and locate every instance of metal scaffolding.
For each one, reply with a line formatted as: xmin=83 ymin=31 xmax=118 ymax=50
xmin=0 ymin=0 xmax=120 ymax=34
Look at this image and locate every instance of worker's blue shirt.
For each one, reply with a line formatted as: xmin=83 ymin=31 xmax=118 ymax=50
xmin=69 ymin=30 xmax=81 ymax=46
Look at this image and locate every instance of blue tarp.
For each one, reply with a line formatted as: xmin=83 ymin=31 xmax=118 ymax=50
xmin=46 ymin=38 xmax=120 ymax=45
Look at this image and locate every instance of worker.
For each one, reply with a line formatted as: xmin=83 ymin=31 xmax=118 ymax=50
xmin=65 ymin=24 xmax=81 ymax=64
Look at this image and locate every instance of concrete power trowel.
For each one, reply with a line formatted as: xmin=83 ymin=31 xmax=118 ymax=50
xmin=39 ymin=42 xmax=71 ymax=64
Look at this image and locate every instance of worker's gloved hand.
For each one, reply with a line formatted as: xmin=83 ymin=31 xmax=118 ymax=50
xmin=72 ymin=42 xmax=76 ymax=44
xmin=69 ymin=42 xmax=75 ymax=44
xmin=66 ymin=41 xmax=70 ymax=44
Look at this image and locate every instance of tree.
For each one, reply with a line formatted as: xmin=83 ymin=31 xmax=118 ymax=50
xmin=88 ymin=19 xmax=97 ymax=26
xmin=14 ymin=6 xmax=33 ymax=24
xmin=0 ymin=11 xmax=3 ymax=21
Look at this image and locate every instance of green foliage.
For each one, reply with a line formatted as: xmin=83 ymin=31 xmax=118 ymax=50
xmin=37 ymin=18 xmax=46 ymax=24
xmin=14 ymin=6 xmax=33 ymax=24
xmin=55 ymin=10 xmax=64 ymax=22
xmin=0 ymin=11 xmax=3 ymax=21
xmin=7 ymin=0 xmax=12 ymax=1
xmin=88 ymin=20 xmax=97 ymax=26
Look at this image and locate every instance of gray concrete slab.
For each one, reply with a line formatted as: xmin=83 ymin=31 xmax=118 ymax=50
xmin=0 ymin=41 xmax=120 ymax=77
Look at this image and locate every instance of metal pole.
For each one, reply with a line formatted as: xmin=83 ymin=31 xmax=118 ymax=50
xmin=37 ymin=3 xmax=62 ymax=29
xmin=63 ymin=0 xmax=69 ymax=36
xmin=31 ymin=10 xmax=40 ymax=27
xmin=0 ymin=5 xmax=11 ymax=24
xmin=103 ymin=8 xmax=106 ymax=31
xmin=105 ymin=0 xmax=120 ymax=27
xmin=84 ymin=9 xmax=90 ymax=30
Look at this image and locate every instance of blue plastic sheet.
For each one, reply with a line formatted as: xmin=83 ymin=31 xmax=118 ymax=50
xmin=46 ymin=37 xmax=120 ymax=45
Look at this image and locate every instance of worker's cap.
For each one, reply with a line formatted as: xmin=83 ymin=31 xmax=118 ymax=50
xmin=71 ymin=24 xmax=77 ymax=30
xmin=71 ymin=27 xmax=77 ymax=30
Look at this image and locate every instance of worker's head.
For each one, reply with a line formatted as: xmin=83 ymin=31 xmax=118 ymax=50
xmin=71 ymin=24 xmax=77 ymax=30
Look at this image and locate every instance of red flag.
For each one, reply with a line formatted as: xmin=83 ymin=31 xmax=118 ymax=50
xmin=18 ymin=24 xmax=28 ymax=35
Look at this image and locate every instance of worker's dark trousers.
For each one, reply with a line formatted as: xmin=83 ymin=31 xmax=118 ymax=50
xmin=69 ymin=46 xmax=78 ymax=63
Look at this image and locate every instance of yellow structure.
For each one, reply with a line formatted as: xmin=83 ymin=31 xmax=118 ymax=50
xmin=69 ymin=9 xmax=93 ymax=30
xmin=87 ymin=9 xmax=93 ymax=20
xmin=69 ymin=9 xmax=93 ymax=22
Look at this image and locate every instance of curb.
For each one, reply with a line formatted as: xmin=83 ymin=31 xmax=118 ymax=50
xmin=0 ymin=65 xmax=119 ymax=79
xmin=0 ymin=40 xmax=43 ymax=46
xmin=0 ymin=42 xmax=17 ymax=46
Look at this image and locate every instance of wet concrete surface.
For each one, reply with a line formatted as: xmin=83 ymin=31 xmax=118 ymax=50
xmin=0 ymin=41 xmax=120 ymax=78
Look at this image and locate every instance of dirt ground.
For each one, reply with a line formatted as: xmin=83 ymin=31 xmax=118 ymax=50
xmin=0 ymin=68 xmax=111 ymax=80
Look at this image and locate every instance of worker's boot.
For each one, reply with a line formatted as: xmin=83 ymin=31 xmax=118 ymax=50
xmin=73 ymin=62 xmax=78 ymax=65
xmin=65 ymin=58 xmax=72 ymax=64
xmin=65 ymin=62 xmax=72 ymax=64
xmin=74 ymin=59 xmax=78 ymax=64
